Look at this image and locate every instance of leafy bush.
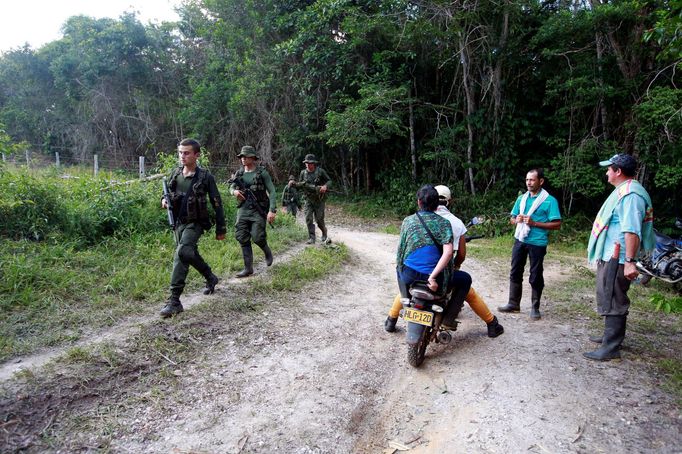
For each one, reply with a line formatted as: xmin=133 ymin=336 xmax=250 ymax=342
xmin=651 ymin=293 xmax=682 ymax=313
xmin=0 ymin=166 xmax=161 ymax=244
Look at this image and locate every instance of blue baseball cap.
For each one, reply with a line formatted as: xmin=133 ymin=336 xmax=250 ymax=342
xmin=599 ymin=153 xmax=637 ymax=174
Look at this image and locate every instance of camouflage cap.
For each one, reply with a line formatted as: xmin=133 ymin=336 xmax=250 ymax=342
xmin=302 ymin=154 xmax=319 ymax=164
xmin=237 ymin=145 xmax=259 ymax=159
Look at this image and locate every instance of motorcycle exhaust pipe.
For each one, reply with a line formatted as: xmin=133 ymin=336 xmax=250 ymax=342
xmin=437 ymin=330 xmax=452 ymax=344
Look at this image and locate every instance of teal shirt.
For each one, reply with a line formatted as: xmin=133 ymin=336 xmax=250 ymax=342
xmin=510 ymin=192 xmax=562 ymax=246
xmin=600 ymin=192 xmax=648 ymax=263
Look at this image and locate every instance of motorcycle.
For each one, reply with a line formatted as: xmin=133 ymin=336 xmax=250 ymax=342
xmin=401 ymin=217 xmax=482 ymax=367
xmin=636 ymin=218 xmax=682 ymax=285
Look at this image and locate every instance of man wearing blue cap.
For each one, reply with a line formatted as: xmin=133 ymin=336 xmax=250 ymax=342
xmin=585 ymin=154 xmax=655 ymax=361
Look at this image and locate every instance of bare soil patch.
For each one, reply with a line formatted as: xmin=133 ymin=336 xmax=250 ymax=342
xmin=1 ymin=223 xmax=680 ymax=453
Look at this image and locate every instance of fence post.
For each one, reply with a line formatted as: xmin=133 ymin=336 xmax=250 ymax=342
xmin=25 ymin=150 xmax=30 ymax=168
xmin=139 ymin=156 xmax=145 ymax=179
xmin=55 ymin=152 xmax=60 ymax=168
xmin=94 ymin=154 xmax=99 ymax=177
xmin=1 ymin=153 xmax=5 ymax=163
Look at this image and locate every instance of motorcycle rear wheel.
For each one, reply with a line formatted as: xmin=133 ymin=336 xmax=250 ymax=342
xmin=407 ymin=327 xmax=431 ymax=367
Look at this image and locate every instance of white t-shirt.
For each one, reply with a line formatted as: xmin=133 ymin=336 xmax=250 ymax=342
xmin=436 ymin=205 xmax=467 ymax=252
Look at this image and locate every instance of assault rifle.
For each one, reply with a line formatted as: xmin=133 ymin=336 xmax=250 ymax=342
xmin=229 ymin=175 xmax=274 ymax=228
xmin=162 ymin=177 xmax=179 ymax=244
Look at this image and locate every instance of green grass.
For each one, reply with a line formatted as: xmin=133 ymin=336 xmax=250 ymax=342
xmin=0 ymin=167 xmax=308 ymax=362
xmin=250 ymin=243 xmax=350 ymax=293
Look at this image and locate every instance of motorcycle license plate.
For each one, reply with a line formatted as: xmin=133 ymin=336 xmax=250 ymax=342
xmin=403 ymin=308 xmax=433 ymax=326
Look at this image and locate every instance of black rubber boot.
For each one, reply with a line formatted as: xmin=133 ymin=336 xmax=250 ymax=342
xmin=236 ymin=244 xmax=254 ymax=278
xmin=257 ymin=242 xmax=273 ymax=266
xmin=487 ymin=316 xmax=504 ymax=338
xmin=384 ymin=316 xmax=397 ymax=333
xmin=530 ymin=288 xmax=542 ymax=320
xmin=320 ymin=224 xmax=328 ymax=243
xmin=160 ymin=294 xmax=183 ymax=318
xmin=202 ymin=272 xmax=219 ymax=295
xmin=498 ymin=281 xmax=522 ymax=312
xmin=583 ymin=315 xmax=626 ymax=361
xmin=306 ymin=224 xmax=316 ymax=244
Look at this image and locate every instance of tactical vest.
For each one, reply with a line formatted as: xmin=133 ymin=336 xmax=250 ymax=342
xmin=234 ymin=166 xmax=269 ymax=209
xmin=169 ymin=166 xmax=211 ymax=226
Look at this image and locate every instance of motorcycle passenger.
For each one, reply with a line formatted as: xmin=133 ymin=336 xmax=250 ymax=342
xmin=385 ymin=185 xmax=503 ymax=337
xmin=393 ymin=185 xmax=472 ymax=328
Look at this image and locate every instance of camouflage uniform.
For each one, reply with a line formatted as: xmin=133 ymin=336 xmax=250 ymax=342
xmin=229 ymin=146 xmax=277 ymax=277
xmin=281 ymin=176 xmax=302 ymax=216
xmin=167 ymin=166 xmax=226 ymax=301
xmin=292 ymin=154 xmax=332 ymax=243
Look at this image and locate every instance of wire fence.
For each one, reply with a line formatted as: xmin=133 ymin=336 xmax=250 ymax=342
xmin=1 ymin=151 xmax=255 ymax=183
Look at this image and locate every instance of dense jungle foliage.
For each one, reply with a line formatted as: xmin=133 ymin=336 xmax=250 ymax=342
xmin=0 ymin=0 xmax=680 ymax=222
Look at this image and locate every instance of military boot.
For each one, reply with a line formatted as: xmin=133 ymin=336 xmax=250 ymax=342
xmin=320 ymin=225 xmax=328 ymax=244
xmin=257 ymin=242 xmax=273 ymax=266
xmin=202 ymin=272 xmax=220 ymax=295
xmin=487 ymin=316 xmax=504 ymax=338
xmin=530 ymin=288 xmax=542 ymax=320
xmin=498 ymin=281 xmax=522 ymax=312
xmin=306 ymin=224 xmax=316 ymax=244
xmin=583 ymin=315 xmax=626 ymax=361
xmin=236 ymin=244 xmax=254 ymax=278
xmin=160 ymin=294 xmax=183 ymax=318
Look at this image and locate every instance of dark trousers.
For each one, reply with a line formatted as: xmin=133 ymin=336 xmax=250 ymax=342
xmin=397 ymin=266 xmax=472 ymax=301
xmin=596 ymin=261 xmax=631 ymax=316
xmin=510 ymin=239 xmax=547 ymax=291
xmin=170 ymin=222 xmax=210 ymax=295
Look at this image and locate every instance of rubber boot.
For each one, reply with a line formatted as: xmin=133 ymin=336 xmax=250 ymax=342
xmin=202 ymin=271 xmax=220 ymax=295
xmin=530 ymin=288 xmax=542 ymax=320
xmin=160 ymin=293 xmax=183 ymax=318
xmin=498 ymin=281 xmax=522 ymax=312
xmin=257 ymin=242 xmax=273 ymax=266
xmin=487 ymin=316 xmax=504 ymax=338
xmin=583 ymin=315 xmax=626 ymax=361
xmin=320 ymin=224 xmax=328 ymax=244
xmin=236 ymin=244 xmax=254 ymax=278
xmin=306 ymin=224 xmax=316 ymax=244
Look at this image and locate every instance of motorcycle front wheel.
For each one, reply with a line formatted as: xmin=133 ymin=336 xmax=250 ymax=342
xmin=407 ymin=326 xmax=431 ymax=367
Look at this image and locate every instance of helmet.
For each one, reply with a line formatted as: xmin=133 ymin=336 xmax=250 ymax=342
xmin=435 ymin=185 xmax=451 ymax=202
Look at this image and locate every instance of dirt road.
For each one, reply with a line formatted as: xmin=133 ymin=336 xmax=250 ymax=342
xmin=2 ymin=225 xmax=681 ymax=453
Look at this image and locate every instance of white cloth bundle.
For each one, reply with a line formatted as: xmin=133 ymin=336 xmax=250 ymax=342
xmin=514 ymin=189 xmax=548 ymax=242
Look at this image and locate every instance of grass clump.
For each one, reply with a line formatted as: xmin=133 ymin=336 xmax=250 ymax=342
xmin=0 ymin=165 xmax=307 ymax=362
xmin=252 ymin=243 xmax=350 ymax=293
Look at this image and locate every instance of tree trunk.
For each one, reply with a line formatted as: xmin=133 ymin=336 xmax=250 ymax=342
xmin=409 ymin=99 xmax=417 ymax=183
xmin=459 ymin=31 xmax=476 ymax=196
xmin=595 ymin=31 xmax=609 ymax=140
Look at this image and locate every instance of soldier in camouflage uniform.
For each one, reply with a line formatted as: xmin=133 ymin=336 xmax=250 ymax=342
xmin=289 ymin=154 xmax=332 ymax=244
xmin=281 ymin=175 xmax=302 ymax=216
xmin=160 ymin=139 xmax=226 ymax=318
xmin=229 ymin=146 xmax=277 ymax=277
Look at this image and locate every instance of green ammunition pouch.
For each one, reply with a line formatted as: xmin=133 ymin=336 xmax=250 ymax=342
xmin=169 ymin=167 xmax=213 ymax=230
